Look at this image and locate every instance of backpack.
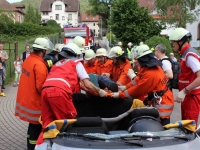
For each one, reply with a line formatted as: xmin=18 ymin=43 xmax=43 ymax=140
xmin=161 ymin=58 xmax=180 ymax=89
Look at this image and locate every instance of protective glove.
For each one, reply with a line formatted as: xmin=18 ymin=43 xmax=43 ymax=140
xmin=176 ymin=90 xmax=186 ymax=103
xmin=98 ymin=89 xmax=107 ymax=97
xmin=127 ymin=69 xmax=136 ymax=80
xmin=118 ymin=86 xmax=126 ymax=91
xmin=112 ymin=92 xmax=120 ymax=98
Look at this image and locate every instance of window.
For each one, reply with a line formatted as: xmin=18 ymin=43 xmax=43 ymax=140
xmin=50 ymin=16 xmax=53 ymax=20
xmin=55 ymin=5 xmax=62 ymax=10
xmin=43 ymin=12 xmax=48 ymax=15
xmin=62 ymin=16 xmax=65 ymax=20
xmin=93 ymin=23 xmax=95 ymax=26
xmin=68 ymin=14 xmax=72 ymax=20
xmin=56 ymin=14 xmax=59 ymax=20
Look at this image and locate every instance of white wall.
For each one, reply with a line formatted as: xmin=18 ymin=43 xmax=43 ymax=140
xmin=186 ymin=5 xmax=200 ymax=41
xmin=41 ymin=1 xmax=78 ymax=28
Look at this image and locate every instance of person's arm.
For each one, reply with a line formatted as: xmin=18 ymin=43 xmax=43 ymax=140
xmin=162 ymin=60 xmax=173 ymax=79
xmin=185 ymin=56 xmax=200 ymax=91
xmin=76 ymin=62 xmax=106 ymax=96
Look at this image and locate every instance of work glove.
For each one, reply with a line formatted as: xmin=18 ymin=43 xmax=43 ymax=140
xmin=98 ymin=89 xmax=107 ymax=97
xmin=118 ymin=86 xmax=126 ymax=91
xmin=127 ymin=69 xmax=136 ymax=80
xmin=112 ymin=92 xmax=120 ymax=98
xmin=176 ymin=90 xmax=186 ymax=103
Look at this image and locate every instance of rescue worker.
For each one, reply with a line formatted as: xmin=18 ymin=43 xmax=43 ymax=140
xmin=73 ymin=36 xmax=85 ymax=58
xmin=14 ymin=37 xmax=51 ymax=150
xmin=126 ymin=42 xmax=133 ymax=64
xmin=36 ymin=43 xmax=107 ymax=146
xmin=112 ymin=44 xmax=174 ymax=126
xmin=43 ymin=43 xmax=64 ymax=72
xmin=84 ymin=49 xmax=97 ymax=74
xmin=108 ymin=46 xmax=132 ymax=86
xmin=95 ymin=48 xmax=113 ymax=77
xmin=169 ymin=27 xmax=200 ymax=125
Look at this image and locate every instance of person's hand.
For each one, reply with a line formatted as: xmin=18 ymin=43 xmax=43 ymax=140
xmin=98 ymin=89 xmax=107 ymax=97
xmin=176 ymin=90 xmax=186 ymax=103
xmin=118 ymin=86 xmax=126 ymax=91
xmin=127 ymin=69 xmax=136 ymax=80
xmin=112 ymin=92 xmax=119 ymax=98
xmin=101 ymin=73 xmax=110 ymax=78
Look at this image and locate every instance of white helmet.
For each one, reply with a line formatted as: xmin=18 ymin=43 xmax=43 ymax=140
xmin=73 ymin=36 xmax=85 ymax=51
xmin=96 ymin=48 xmax=107 ymax=57
xmin=169 ymin=28 xmax=191 ymax=42
xmin=108 ymin=46 xmax=124 ymax=58
xmin=127 ymin=42 xmax=132 ymax=46
xmin=139 ymin=41 xmax=144 ymax=45
xmin=134 ymin=44 xmax=152 ymax=59
xmin=84 ymin=50 xmax=95 ymax=60
xmin=59 ymin=43 xmax=81 ymax=58
xmin=32 ymin=37 xmax=53 ymax=50
xmin=118 ymin=41 xmax=122 ymax=46
xmin=53 ymin=43 xmax=64 ymax=52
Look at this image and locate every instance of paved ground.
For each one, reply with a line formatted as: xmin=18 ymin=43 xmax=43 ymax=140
xmin=0 ymin=85 xmax=199 ymax=150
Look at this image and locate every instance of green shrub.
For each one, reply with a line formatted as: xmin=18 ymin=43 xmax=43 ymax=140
xmin=145 ymin=36 xmax=173 ymax=56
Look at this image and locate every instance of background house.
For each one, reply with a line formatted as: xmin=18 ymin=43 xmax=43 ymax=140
xmin=40 ymin=0 xmax=80 ymax=28
xmin=0 ymin=0 xmax=25 ymax=23
xmin=80 ymin=13 xmax=100 ymax=37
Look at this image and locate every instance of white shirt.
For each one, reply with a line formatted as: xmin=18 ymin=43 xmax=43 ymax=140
xmin=186 ymin=55 xmax=200 ymax=73
xmin=76 ymin=62 xmax=89 ymax=80
xmin=161 ymin=56 xmax=172 ymax=72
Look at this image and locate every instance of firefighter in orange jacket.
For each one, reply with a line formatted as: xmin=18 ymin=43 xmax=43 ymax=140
xmin=84 ymin=49 xmax=98 ymax=74
xmin=95 ymin=48 xmax=113 ymax=77
xmin=108 ymin=46 xmax=132 ymax=86
xmin=112 ymin=45 xmax=174 ymax=126
xmin=14 ymin=37 xmax=52 ymax=150
xmin=36 ymin=43 xmax=107 ymax=146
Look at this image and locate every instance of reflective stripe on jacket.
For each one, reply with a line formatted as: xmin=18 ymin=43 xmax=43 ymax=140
xmin=43 ymin=58 xmax=80 ymax=93
xmin=119 ymin=66 xmax=174 ymax=119
xmin=15 ymin=53 xmax=48 ymax=124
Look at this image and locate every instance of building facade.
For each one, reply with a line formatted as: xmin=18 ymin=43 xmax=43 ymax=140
xmin=0 ymin=0 xmax=25 ymax=23
xmin=40 ymin=0 xmax=80 ymax=28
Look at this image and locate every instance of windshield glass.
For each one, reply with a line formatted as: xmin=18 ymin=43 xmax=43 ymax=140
xmin=64 ymin=29 xmax=86 ymax=38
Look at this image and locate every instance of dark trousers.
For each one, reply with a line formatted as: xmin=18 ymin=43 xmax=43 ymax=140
xmin=27 ymin=123 xmax=42 ymax=150
xmin=160 ymin=118 xmax=170 ymax=126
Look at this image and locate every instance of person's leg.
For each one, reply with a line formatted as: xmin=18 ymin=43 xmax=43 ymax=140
xmin=181 ymin=94 xmax=200 ymax=126
xmin=28 ymin=123 xmax=42 ymax=150
xmin=13 ymin=73 xmax=18 ymax=87
xmin=160 ymin=118 xmax=170 ymax=126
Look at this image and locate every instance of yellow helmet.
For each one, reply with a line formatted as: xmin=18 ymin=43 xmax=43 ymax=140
xmin=96 ymin=48 xmax=107 ymax=57
xmin=84 ymin=50 xmax=95 ymax=60
xmin=108 ymin=46 xmax=124 ymax=58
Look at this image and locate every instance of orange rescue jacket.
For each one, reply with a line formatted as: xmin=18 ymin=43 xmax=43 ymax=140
xmin=120 ymin=66 xmax=174 ymax=119
xmin=15 ymin=53 xmax=48 ymax=124
xmin=84 ymin=59 xmax=98 ymax=74
xmin=95 ymin=59 xmax=113 ymax=76
xmin=112 ymin=59 xmax=131 ymax=86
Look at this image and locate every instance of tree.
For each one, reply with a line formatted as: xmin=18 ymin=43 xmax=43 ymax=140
xmin=110 ymin=0 xmax=163 ymax=46
xmin=35 ymin=8 xmax=41 ymax=24
xmin=0 ymin=9 xmax=14 ymax=34
xmin=46 ymin=20 xmax=60 ymax=28
xmin=155 ymin=0 xmax=200 ymax=27
xmin=24 ymin=4 xmax=36 ymax=23
xmin=86 ymin=0 xmax=110 ymax=27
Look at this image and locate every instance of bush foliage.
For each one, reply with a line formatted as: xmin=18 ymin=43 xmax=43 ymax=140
xmin=145 ymin=36 xmax=173 ymax=56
